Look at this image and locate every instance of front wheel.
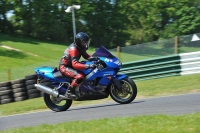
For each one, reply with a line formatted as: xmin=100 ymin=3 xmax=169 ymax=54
xmin=43 ymin=93 xmax=72 ymax=112
xmin=110 ymin=78 xmax=137 ymax=104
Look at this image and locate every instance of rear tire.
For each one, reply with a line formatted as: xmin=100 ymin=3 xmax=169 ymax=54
xmin=110 ymin=78 xmax=137 ymax=104
xmin=43 ymin=93 xmax=72 ymax=112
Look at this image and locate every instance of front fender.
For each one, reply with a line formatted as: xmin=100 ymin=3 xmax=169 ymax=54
xmin=113 ymin=74 xmax=127 ymax=80
xmin=112 ymin=74 xmax=128 ymax=91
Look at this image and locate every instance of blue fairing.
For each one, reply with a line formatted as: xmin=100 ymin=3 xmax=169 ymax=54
xmin=34 ymin=46 xmax=124 ymax=87
xmin=34 ymin=66 xmax=70 ymax=82
xmin=100 ymin=57 xmax=119 ymax=68
xmin=77 ymin=61 xmax=93 ymax=75
xmin=35 ymin=67 xmax=55 ymax=80
xmin=113 ymin=74 xmax=127 ymax=80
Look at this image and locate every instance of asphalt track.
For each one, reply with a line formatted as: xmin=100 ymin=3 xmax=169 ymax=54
xmin=0 ymin=93 xmax=200 ymax=131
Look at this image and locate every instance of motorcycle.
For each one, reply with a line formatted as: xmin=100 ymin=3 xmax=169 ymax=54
xmin=34 ymin=46 xmax=137 ymax=112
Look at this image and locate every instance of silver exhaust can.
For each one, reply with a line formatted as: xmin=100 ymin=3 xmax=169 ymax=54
xmin=35 ymin=84 xmax=67 ymax=99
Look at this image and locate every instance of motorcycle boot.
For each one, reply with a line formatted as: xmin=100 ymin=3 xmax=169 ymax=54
xmin=65 ymin=86 xmax=77 ymax=99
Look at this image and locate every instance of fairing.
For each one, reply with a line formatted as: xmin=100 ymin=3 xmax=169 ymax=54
xmin=93 ymin=46 xmax=116 ymax=58
xmin=34 ymin=46 xmax=126 ymax=100
xmin=34 ymin=67 xmax=55 ymax=80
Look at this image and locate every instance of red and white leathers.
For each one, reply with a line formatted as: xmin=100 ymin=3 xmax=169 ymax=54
xmin=59 ymin=43 xmax=91 ymax=88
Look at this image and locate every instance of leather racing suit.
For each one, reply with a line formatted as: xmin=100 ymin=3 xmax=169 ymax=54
xmin=59 ymin=43 xmax=91 ymax=88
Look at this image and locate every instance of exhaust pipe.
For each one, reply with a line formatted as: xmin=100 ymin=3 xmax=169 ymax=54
xmin=35 ymin=84 xmax=67 ymax=99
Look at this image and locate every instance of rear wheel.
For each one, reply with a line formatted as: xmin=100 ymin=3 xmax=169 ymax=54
xmin=110 ymin=78 xmax=137 ymax=104
xmin=44 ymin=93 xmax=72 ymax=112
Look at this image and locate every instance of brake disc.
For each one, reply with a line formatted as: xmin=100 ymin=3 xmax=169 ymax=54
xmin=51 ymin=96 xmax=62 ymax=104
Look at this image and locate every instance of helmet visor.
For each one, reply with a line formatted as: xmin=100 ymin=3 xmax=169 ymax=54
xmin=82 ymin=40 xmax=90 ymax=50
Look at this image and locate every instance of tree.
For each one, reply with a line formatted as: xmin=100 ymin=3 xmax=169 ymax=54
xmin=0 ymin=0 xmax=13 ymax=33
xmin=12 ymin=0 xmax=71 ymax=41
xmin=161 ymin=0 xmax=200 ymax=38
xmin=126 ymin=0 xmax=200 ymax=44
xmin=1 ymin=0 xmax=200 ymax=47
xmin=75 ymin=0 xmax=130 ymax=48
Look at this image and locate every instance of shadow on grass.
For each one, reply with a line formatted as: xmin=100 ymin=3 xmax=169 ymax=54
xmin=0 ymin=33 xmax=39 ymax=45
xmin=0 ymin=33 xmax=68 ymax=46
xmin=0 ymin=49 xmax=27 ymax=58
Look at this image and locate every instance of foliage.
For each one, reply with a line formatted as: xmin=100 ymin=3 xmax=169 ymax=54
xmin=0 ymin=0 xmax=199 ymax=48
xmin=160 ymin=0 xmax=200 ymax=38
xmin=0 ymin=0 xmax=14 ymax=33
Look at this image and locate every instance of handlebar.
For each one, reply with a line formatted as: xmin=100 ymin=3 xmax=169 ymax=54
xmin=94 ymin=59 xmax=106 ymax=70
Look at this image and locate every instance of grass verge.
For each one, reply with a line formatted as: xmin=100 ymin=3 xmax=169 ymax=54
xmin=1 ymin=113 xmax=200 ymax=133
xmin=0 ymin=74 xmax=200 ymax=117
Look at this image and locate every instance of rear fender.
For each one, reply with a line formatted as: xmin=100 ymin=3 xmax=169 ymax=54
xmin=112 ymin=74 xmax=127 ymax=91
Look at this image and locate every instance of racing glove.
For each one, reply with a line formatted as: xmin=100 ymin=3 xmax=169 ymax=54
xmin=86 ymin=64 xmax=96 ymax=69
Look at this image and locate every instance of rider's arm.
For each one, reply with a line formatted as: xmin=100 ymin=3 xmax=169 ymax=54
xmin=82 ymin=51 xmax=91 ymax=59
xmin=69 ymin=48 xmax=87 ymax=70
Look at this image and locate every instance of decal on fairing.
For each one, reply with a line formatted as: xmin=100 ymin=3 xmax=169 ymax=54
xmin=85 ymin=68 xmax=98 ymax=80
xmin=114 ymin=60 xmax=122 ymax=66
xmin=104 ymin=58 xmax=113 ymax=62
xmin=103 ymin=73 xmax=111 ymax=76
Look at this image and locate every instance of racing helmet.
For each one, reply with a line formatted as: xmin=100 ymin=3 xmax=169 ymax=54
xmin=75 ymin=32 xmax=90 ymax=50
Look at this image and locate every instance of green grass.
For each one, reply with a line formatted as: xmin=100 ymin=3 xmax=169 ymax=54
xmin=136 ymin=73 xmax=200 ymax=97
xmin=1 ymin=33 xmax=200 ymax=81
xmin=0 ymin=33 xmax=200 ymax=116
xmin=1 ymin=113 xmax=199 ymax=133
xmin=0 ymin=74 xmax=199 ymax=117
xmin=0 ymin=34 xmax=95 ymax=81
xmin=0 ymin=34 xmax=200 ymax=133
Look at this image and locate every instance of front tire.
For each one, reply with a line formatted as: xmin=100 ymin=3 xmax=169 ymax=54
xmin=110 ymin=78 xmax=137 ymax=104
xmin=43 ymin=93 xmax=72 ymax=112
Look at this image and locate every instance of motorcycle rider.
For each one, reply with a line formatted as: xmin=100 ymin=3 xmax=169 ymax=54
xmin=59 ymin=32 xmax=96 ymax=98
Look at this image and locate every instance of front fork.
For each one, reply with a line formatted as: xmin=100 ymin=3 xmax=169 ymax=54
xmin=111 ymin=74 xmax=127 ymax=92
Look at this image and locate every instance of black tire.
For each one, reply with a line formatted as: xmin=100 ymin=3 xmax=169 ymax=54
xmin=25 ymin=74 xmax=37 ymax=80
xmin=14 ymin=96 xmax=28 ymax=102
xmin=0 ymin=94 xmax=13 ymax=100
xmin=1 ymin=98 xmax=14 ymax=104
xmin=44 ymin=93 xmax=72 ymax=112
xmin=13 ymin=92 xmax=27 ymax=97
xmin=0 ymin=86 xmax=11 ymax=91
xmin=12 ymin=83 xmax=25 ymax=89
xmin=11 ymin=79 xmax=25 ymax=85
xmin=26 ymin=84 xmax=36 ymax=90
xmin=110 ymin=78 xmax=137 ymax=104
xmin=0 ymin=90 xmax=12 ymax=96
xmin=25 ymin=79 xmax=37 ymax=86
xmin=0 ymin=81 xmax=11 ymax=87
xmin=28 ymin=93 xmax=41 ymax=99
xmin=12 ymin=87 xmax=26 ymax=93
xmin=27 ymin=89 xmax=40 ymax=95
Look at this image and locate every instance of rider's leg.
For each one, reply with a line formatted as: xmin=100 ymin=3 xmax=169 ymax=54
xmin=59 ymin=65 xmax=78 ymax=78
xmin=59 ymin=65 xmax=84 ymax=97
xmin=67 ymin=73 xmax=84 ymax=96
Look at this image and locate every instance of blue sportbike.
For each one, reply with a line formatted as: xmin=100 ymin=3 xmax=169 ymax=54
xmin=34 ymin=46 xmax=137 ymax=112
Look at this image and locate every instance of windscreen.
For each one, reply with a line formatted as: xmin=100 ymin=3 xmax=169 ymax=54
xmin=92 ymin=46 xmax=116 ymax=58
